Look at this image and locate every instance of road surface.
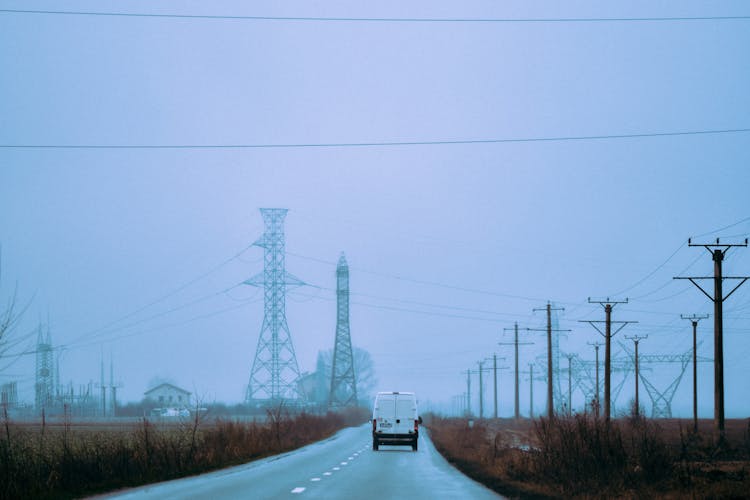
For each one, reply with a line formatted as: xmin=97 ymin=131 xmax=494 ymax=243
xmin=99 ymin=424 xmax=502 ymax=499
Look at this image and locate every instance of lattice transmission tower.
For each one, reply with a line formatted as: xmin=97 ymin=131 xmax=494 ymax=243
xmin=35 ymin=323 xmax=54 ymax=412
xmin=244 ymin=208 xmax=305 ymax=403
xmin=620 ymin=341 xmax=710 ymax=418
xmin=329 ymin=253 xmax=357 ymax=408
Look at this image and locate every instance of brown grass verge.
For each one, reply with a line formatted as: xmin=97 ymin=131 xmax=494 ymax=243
xmin=0 ymin=406 xmax=369 ymax=500
xmin=426 ymin=414 xmax=750 ymax=499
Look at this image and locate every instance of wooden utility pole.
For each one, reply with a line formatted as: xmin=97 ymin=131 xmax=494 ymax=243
xmin=580 ymin=298 xmax=636 ymax=421
xmin=587 ymin=341 xmax=602 ymax=417
xmin=529 ymin=363 xmax=534 ymax=418
xmin=530 ymin=302 xmax=568 ymax=419
xmin=500 ymin=323 xmax=533 ymax=420
xmin=478 ymin=360 xmax=484 ymax=419
xmin=681 ymin=313 xmax=708 ymax=432
xmin=491 ymin=354 xmax=507 ymax=419
xmin=466 ymin=369 xmax=472 ymax=417
xmin=676 ymin=238 xmax=748 ymax=439
xmin=493 ymin=354 xmax=498 ymax=419
xmin=625 ymin=335 xmax=648 ymax=417
xmin=565 ymin=354 xmax=574 ymax=416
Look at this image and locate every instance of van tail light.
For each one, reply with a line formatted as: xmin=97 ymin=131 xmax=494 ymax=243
xmin=414 ymin=419 xmax=419 ymax=432
xmin=372 ymin=418 xmax=377 ymax=432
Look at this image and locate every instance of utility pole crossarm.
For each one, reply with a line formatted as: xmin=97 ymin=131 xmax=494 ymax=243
xmin=578 ymin=320 xmax=637 ymax=338
xmin=674 ymin=277 xmax=749 ymax=302
xmin=681 ymin=314 xmax=709 ymax=321
xmin=588 ymin=297 xmax=629 ymax=308
xmin=724 ymin=278 xmax=748 ymax=301
xmin=688 ymin=236 xmax=748 ymax=251
xmin=674 ymin=277 xmax=714 ymax=301
xmin=526 ymin=327 xmax=572 ymax=332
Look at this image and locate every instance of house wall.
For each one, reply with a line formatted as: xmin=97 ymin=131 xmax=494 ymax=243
xmin=145 ymin=385 xmax=190 ymax=407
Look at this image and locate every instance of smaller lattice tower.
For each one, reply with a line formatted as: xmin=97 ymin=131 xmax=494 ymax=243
xmin=35 ymin=323 xmax=54 ymax=411
xmin=329 ymin=253 xmax=357 ymax=408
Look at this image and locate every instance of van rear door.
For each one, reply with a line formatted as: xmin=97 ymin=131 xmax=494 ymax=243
xmin=375 ymin=394 xmax=396 ymax=433
xmin=393 ymin=394 xmax=416 ymax=434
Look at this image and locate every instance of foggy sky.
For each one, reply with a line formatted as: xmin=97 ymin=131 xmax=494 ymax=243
xmin=1 ymin=1 xmax=749 ymax=417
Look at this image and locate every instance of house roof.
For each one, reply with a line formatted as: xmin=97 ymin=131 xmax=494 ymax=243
xmin=144 ymin=382 xmax=191 ymax=396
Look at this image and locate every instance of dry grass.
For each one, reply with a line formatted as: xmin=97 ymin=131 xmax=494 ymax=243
xmin=0 ymin=406 xmax=369 ymax=500
xmin=426 ymin=414 xmax=750 ymax=499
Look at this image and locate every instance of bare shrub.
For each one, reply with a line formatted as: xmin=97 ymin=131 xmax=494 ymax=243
xmin=0 ymin=407 xmax=368 ymax=499
xmin=532 ymin=415 xmax=627 ymax=495
xmin=428 ymin=414 xmax=682 ymax=498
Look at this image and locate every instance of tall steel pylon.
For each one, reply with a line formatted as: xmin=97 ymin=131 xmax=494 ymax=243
xmin=35 ymin=323 xmax=54 ymax=412
xmin=244 ymin=208 xmax=305 ymax=403
xmin=328 ymin=253 xmax=357 ymax=408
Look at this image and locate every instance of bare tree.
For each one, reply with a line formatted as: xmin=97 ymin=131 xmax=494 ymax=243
xmin=352 ymin=348 xmax=377 ymax=403
xmin=0 ymin=250 xmax=33 ymax=372
xmin=315 ymin=347 xmax=377 ymax=406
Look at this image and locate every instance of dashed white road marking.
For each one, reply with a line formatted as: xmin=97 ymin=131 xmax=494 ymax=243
xmin=310 ymin=477 xmax=321 ymax=482
xmin=340 ymin=461 xmax=348 ymax=465
xmin=291 ymin=487 xmax=306 ymax=494
xmin=348 ymin=456 xmax=354 ymax=460
xmin=323 ymin=472 xmax=332 ymax=476
xmin=333 ymin=467 xmax=340 ymax=471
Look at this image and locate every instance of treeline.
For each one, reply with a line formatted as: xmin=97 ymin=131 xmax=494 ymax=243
xmin=0 ymin=406 xmax=369 ymax=500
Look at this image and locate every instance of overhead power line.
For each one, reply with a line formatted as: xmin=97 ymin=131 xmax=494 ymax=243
xmin=304 ymin=283 xmax=534 ymax=320
xmin=1 ymin=9 xmax=750 ymax=23
xmin=608 ymin=241 xmax=686 ymax=297
xmin=289 ymin=288 xmax=514 ymax=324
xmin=693 ymin=215 xmax=750 ymax=239
xmin=288 ymin=251 xmax=563 ymax=304
xmin=64 ymin=241 xmax=256 ymax=346
xmin=607 ymin=217 xmax=750 ymax=300
xmin=1 ymin=128 xmax=749 ymax=150
xmin=71 ymin=294 xmax=262 ymax=349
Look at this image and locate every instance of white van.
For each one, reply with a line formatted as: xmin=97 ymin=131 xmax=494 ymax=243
xmin=372 ymin=391 xmax=419 ymax=451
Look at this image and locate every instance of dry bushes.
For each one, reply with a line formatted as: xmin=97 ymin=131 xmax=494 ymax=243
xmin=531 ymin=415 xmax=673 ymax=496
xmin=427 ymin=414 xmax=750 ymax=499
xmin=0 ymin=406 xmax=368 ymax=500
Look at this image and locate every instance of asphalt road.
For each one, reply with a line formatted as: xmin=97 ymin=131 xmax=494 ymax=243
xmin=99 ymin=424 xmax=502 ymax=499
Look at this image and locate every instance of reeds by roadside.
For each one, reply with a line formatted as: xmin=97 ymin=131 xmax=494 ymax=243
xmin=0 ymin=406 xmax=368 ymax=500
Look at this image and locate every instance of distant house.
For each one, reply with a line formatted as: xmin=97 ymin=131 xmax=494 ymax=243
xmin=144 ymin=383 xmax=191 ymax=408
xmin=297 ymin=372 xmax=318 ymax=402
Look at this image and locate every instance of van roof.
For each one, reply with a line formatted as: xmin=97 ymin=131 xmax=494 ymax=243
xmin=376 ymin=391 xmax=415 ymax=395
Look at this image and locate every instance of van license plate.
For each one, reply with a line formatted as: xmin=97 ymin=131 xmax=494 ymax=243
xmin=380 ymin=422 xmax=392 ymax=428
